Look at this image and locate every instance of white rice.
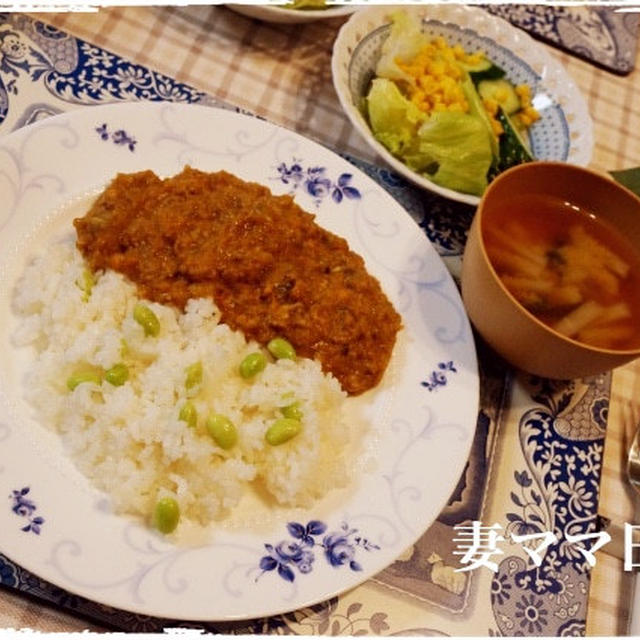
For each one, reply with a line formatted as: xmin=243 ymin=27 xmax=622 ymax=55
xmin=12 ymin=235 xmax=351 ymax=529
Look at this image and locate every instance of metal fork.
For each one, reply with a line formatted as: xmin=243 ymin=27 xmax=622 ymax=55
xmin=625 ymin=401 xmax=640 ymax=636
xmin=627 ymin=402 xmax=640 ymax=496
xmin=599 ymin=401 xmax=640 ymax=560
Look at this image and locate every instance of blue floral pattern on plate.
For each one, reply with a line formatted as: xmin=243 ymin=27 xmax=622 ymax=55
xmin=275 ymin=160 xmax=361 ymax=206
xmin=258 ymin=521 xmax=380 ymax=583
xmin=421 ymin=361 xmax=458 ymax=391
xmin=10 ymin=487 xmax=44 ymax=534
xmin=95 ymin=123 xmax=137 ymax=152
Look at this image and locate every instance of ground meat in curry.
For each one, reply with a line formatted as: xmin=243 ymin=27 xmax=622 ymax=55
xmin=74 ymin=167 xmax=402 ymax=395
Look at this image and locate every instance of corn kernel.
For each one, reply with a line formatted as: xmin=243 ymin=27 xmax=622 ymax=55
xmin=394 ymin=37 xmax=507 ymax=119
xmin=524 ymin=106 xmax=540 ymax=122
xmin=483 ymin=98 xmax=498 ymax=116
xmin=432 ymin=61 xmax=446 ymax=77
xmin=491 ymin=119 xmax=504 ymax=135
xmin=519 ymin=113 xmax=532 ymax=127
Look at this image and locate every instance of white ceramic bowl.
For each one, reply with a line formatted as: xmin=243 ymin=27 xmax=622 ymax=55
xmin=228 ymin=3 xmax=356 ymax=24
xmin=331 ymin=5 xmax=594 ymax=205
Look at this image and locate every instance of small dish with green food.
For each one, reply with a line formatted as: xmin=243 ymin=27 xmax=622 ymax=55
xmin=227 ymin=2 xmax=355 ymax=24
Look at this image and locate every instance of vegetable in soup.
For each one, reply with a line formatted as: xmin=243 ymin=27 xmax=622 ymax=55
xmin=482 ymin=193 xmax=640 ymax=350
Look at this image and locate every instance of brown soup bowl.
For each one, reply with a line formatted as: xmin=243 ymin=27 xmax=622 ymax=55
xmin=461 ymin=161 xmax=640 ymax=379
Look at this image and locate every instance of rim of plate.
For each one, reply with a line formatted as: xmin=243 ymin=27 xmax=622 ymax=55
xmin=227 ymin=4 xmax=356 ymax=23
xmin=0 ymin=102 xmax=479 ymax=620
xmin=331 ymin=4 xmax=594 ymax=206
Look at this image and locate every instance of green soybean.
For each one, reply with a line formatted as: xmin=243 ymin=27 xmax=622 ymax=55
xmin=76 ymin=268 xmax=95 ymax=302
xmin=179 ymin=401 xmax=198 ymax=428
xmin=133 ymin=303 xmax=160 ymax=337
xmin=153 ymin=496 xmax=180 ymax=534
xmin=239 ymin=352 xmax=267 ymax=379
xmin=184 ymin=361 xmax=203 ymax=389
xmin=206 ymin=413 xmax=238 ymax=449
xmin=265 ymin=417 xmax=302 ymax=446
xmin=67 ymin=369 xmax=102 ymax=391
xmin=281 ymin=401 xmax=303 ymax=421
xmin=267 ymin=337 xmax=296 ymax=360
xmin=105 ymin=363 xmax=129 ymax=387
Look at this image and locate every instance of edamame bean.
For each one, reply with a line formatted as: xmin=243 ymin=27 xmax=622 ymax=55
xmin=179 ymin=401 xmax=198 ymax=428
xmin=133 ymin=303 xmax=160 ymax=337
xmin=239 ymin=352 xmax=267 ymax=379
xmin=105 ymin=363 xmax=129 ymax=386
xmin=267 ymin=337 xmax=296 ymax=360
xmin=67 ymin=369 xmax=102 ymax=391
xmin=76 ymin=268 xmax=95 ymax=302
xmin=281 ymin=401 xmax=303 ymax=421
xmin=153 ymin=496 xmax=180 ymax=534
xmin=206 ymin=413 xmax=238 ymax=449
xmin=184 ymin=361 xmax=203 ymax=389
xmin=265 ymin=417 xmax=302 ymax=446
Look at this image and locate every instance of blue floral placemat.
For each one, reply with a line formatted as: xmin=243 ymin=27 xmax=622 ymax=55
xmin=485 ymin=4 xmax=639 ymax=75
xmin=0 ymin=13 xmax=611 ymax=635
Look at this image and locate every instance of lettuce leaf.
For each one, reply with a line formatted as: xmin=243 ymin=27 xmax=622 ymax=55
xmin=410 ymin=113 xmax=493 ymax=196
xmin=366 ymin=78 xmax=427 ymax=157
xmin=366 ymin=78 xmax=493 ymax=196
xmin=375 ymin=10 xmax=428 ymax=85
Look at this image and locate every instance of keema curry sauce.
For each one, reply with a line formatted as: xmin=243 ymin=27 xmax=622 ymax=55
xmin=74 ymin=167 xmax=402 ymax=395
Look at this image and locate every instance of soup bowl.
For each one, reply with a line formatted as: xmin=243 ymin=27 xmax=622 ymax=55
xmin=461 ymin=161 xmax=640 ymax=379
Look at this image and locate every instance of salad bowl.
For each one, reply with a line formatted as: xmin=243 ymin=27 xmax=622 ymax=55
xmin=331 ymin=5 xmax=594 ymax=205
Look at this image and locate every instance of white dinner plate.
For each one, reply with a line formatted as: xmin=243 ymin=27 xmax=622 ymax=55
xmin=0 ymin=102 xmax=478 ymax=621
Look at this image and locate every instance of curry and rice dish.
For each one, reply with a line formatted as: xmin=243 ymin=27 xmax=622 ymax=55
xmin=75 ymin=167 xmax=401 ymax=396
xmin=13 ymin=167 xmax=401 ymax=535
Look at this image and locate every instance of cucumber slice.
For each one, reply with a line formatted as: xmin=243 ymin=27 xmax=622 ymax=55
xmin=461 ymin=73 xmax=499 ymax=159
xmin=496 ymin=108 xmax=533 ymax=172
xmin=478 ymin=78 xmax=520 ymax=115
xmin=469 ymin=64 xmax=506 ymax=84
xmin=458 ymin=56 xmax=493 ymax=73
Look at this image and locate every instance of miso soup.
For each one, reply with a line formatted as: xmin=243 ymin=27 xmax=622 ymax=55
xmin=482 ymin=193 xmax=640 ymax=350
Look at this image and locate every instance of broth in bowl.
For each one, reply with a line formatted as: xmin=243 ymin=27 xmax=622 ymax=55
xmin=483 ymin=193 xmax=640 ymax=351
xmin=461 ymin=161 xmax=640 ymax=380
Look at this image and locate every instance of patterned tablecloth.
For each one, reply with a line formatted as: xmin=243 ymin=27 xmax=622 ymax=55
xmin=0 ymin=5 xmax=639 ymax=636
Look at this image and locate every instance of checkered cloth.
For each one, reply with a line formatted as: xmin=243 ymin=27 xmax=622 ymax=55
xmin=32 ymin=5 xmax=640 ymax=174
